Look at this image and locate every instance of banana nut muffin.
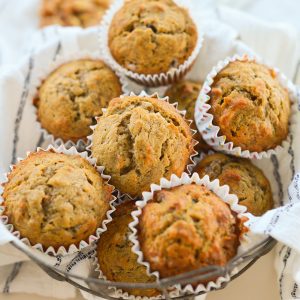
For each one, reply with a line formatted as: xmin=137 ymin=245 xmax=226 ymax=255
xmin=91 ymin=95 xmax=194 ymax=197
xmin=40 ymin=0 xmax=111 ymax=28
xmin=97 ymin=201 xmax=158 ymax=297
xmin=108 ymin=0 xmax=198 ymax=75
xmin=164 ymin=80 xmax=211 ymax=152
xmin=195 ymin=153 xmax=273 ymax=216
xmin=2 ymin=151 xmax=113 ymax=250
xmin=208 ymin=60 xmax=291 ymax=152
xmin=34 ymin=59 xmax=122 ymax=143
xmin=138 ymin=184 xmax=243 ymax=278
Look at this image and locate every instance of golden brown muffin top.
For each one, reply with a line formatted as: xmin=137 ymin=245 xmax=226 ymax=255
xmin=195 ymin=153 xmax=274 ymax=216
xmin=97 ymin=201 xmax=158 ymax=297
xmin=2 ymin=151 xmax=112 ymax=250
xmin=91 ymin=95 xmax=194 ymax=197
xmin=34 ymin=59 xmax=122 ymax=143
xmin=108 ymin=0 xmax=198 ymax=74
xmin=40 ymin=0 xmax=111 ymax=28
xmin=138 ymin=184 xmax=242 ymax=278
xmin=209 ymin=60 xmax=291 ymax=152
xmin=164 ymin=80 xmax=211 ymax=153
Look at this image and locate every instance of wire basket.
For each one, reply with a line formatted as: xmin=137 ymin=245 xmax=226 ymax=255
xmin=10 ymin=236 xmax=276 ymax=299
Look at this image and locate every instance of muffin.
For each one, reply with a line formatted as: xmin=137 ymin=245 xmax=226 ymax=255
xmin=2 ymin=150 xmax=113 ymax=250
xmin=108 ymin=0 xmax=198 ymax=75
xmin=195 ymin=153 xmax=273 ymax=216
xmin=137 ymin=184 xmax=242 ymax=278
xmin=164 ymin=80 xmax=210 ymax=152
xmin=40 ymin=0 xmax=111 ymax=28
xmin=34 ymin=59 xmax=122 ymax=143
xmin=208 ymin=60 xmax=290 ymax=152
xmin=97 ymin=201 xmax=158 ymax=297
xmin=91 ymin=95 xmax=194 ymax=197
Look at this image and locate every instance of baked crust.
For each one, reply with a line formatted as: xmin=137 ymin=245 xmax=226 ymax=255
xmin=2 ymin=151 xmax=112 ymax=249
xmin=97 ymin=201 xmax=158 ymax=297
xmin=40 ymin=0 xmax=111 ymax=28
xmin=208 ymin=61 xmax=290 ymax=152
xmin=138 ymin=184 xmax=241 ymax=278
xmin=195 ymin=153 xmax=274 ymax=216
xmin=91 ymin=95 xmax=194 ymax=197
xmin=108 ymin=0 xmax=197 ymax=74
xmin=35 ymin=59 xmax=122 ymax=142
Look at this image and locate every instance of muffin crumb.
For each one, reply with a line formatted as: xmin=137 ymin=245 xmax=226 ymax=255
xmin=138 ymin=184 xmax=242 ymax=278
xmin=97 ymin=201 xmax=158 ymax=297
xmin=34 ymin=59 xmax=122 ymax=142
xmin=40 ymin=0 xmax=111 ymax=28
xmin=208 ymin=60 xmax=290 ymax=152
xmin=195 ymin=153 xmax=274 ymax=216
xmin=108 ymin=0 xmax=197 ymax=74
xmin=2 ymin=151 xmax=112 ymax=249
xmin=91 ymin=95 xmax=194 ymax=197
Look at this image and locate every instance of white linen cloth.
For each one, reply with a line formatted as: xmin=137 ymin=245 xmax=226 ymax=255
xmin=0 ymin=1 xmax=300 ymax=300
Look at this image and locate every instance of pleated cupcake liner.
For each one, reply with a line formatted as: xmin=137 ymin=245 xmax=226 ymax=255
xmin=128 ymin=172 xmax=251 ymax=295
xmin=0 ymin=144 xmax=117 ymax=256
xmin=87 ymin=90 xmax=199 ymax=201
xmin=99 ymin=0 xmax=203 ymax=87
xmin=29 ymin=49 xmax=130 ymax=150
xmin=194 ymin=54 xmax=299 ymax=159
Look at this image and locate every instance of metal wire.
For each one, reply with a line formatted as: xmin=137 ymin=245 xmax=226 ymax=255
xmin=11 ymin=236 xmax=276 ymax=299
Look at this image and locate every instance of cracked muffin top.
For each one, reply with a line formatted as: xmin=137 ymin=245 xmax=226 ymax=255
xmin=40 ymin=0 xmax=111 ymax=28
xmin=91 ymin=95 xmax=194 ymax=197
xmin=97 ymin=201 xmax=158 ymax=297
xmin=195 ymin=153 xmax=273 ymax=216
xmin=34 ymin=59 xmax=122 ymax=143
xmin=2 ymin=151 xmax=113 ymax=250
xmin=108 ymin=0 xmax=198 ymax=74
xmin=164 ymin=80 xmax=211 ymax=153
xmin=138 ymin=184 xmax=243 ymax=278
xmin=208 ymin=60 xmax=291 ymax=152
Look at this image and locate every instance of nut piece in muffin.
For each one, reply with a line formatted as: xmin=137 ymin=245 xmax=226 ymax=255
xmin=91 ymin=95 xmax=194 ymax=197
xmin=195 ymin=153 xmax=273 ymax=216
xmin=108 ymin=0 xmax=198 ymax=75
xmin=164 ymin=80 xmax=210 ymax=152
xmin=97 ymin=201 xmax=158 ymax=297
xmin=2 ymin=151 xmax=113 ymax=250
xmin=208 ymin=60 xmax=291 ymax=152
xmin=40 ymin=0 xmax=111 ymax=28
xmin=138 ymin=184 xmax=243 ymax=278
xmin=34 ymin=59 xmax=122 ymax=143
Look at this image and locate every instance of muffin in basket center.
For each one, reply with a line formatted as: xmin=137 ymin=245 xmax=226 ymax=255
xmin=91 ymin=95 xmax=194 ymax=197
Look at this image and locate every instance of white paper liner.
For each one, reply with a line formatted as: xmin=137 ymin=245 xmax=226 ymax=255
xmin=31 ymin=49 xmax=130 ymax=150
xmin=128 ymin=172 xmax=250 ymax=295
xmin=194 ymin=54 xmax=299 ymax=159
xmin=0 ymin=144 xmax=117 ymax=256
xmin=87 ymin=91 xmax=199 ymax=200
xmin=99 ymin=0 xmax=203 ymax=87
